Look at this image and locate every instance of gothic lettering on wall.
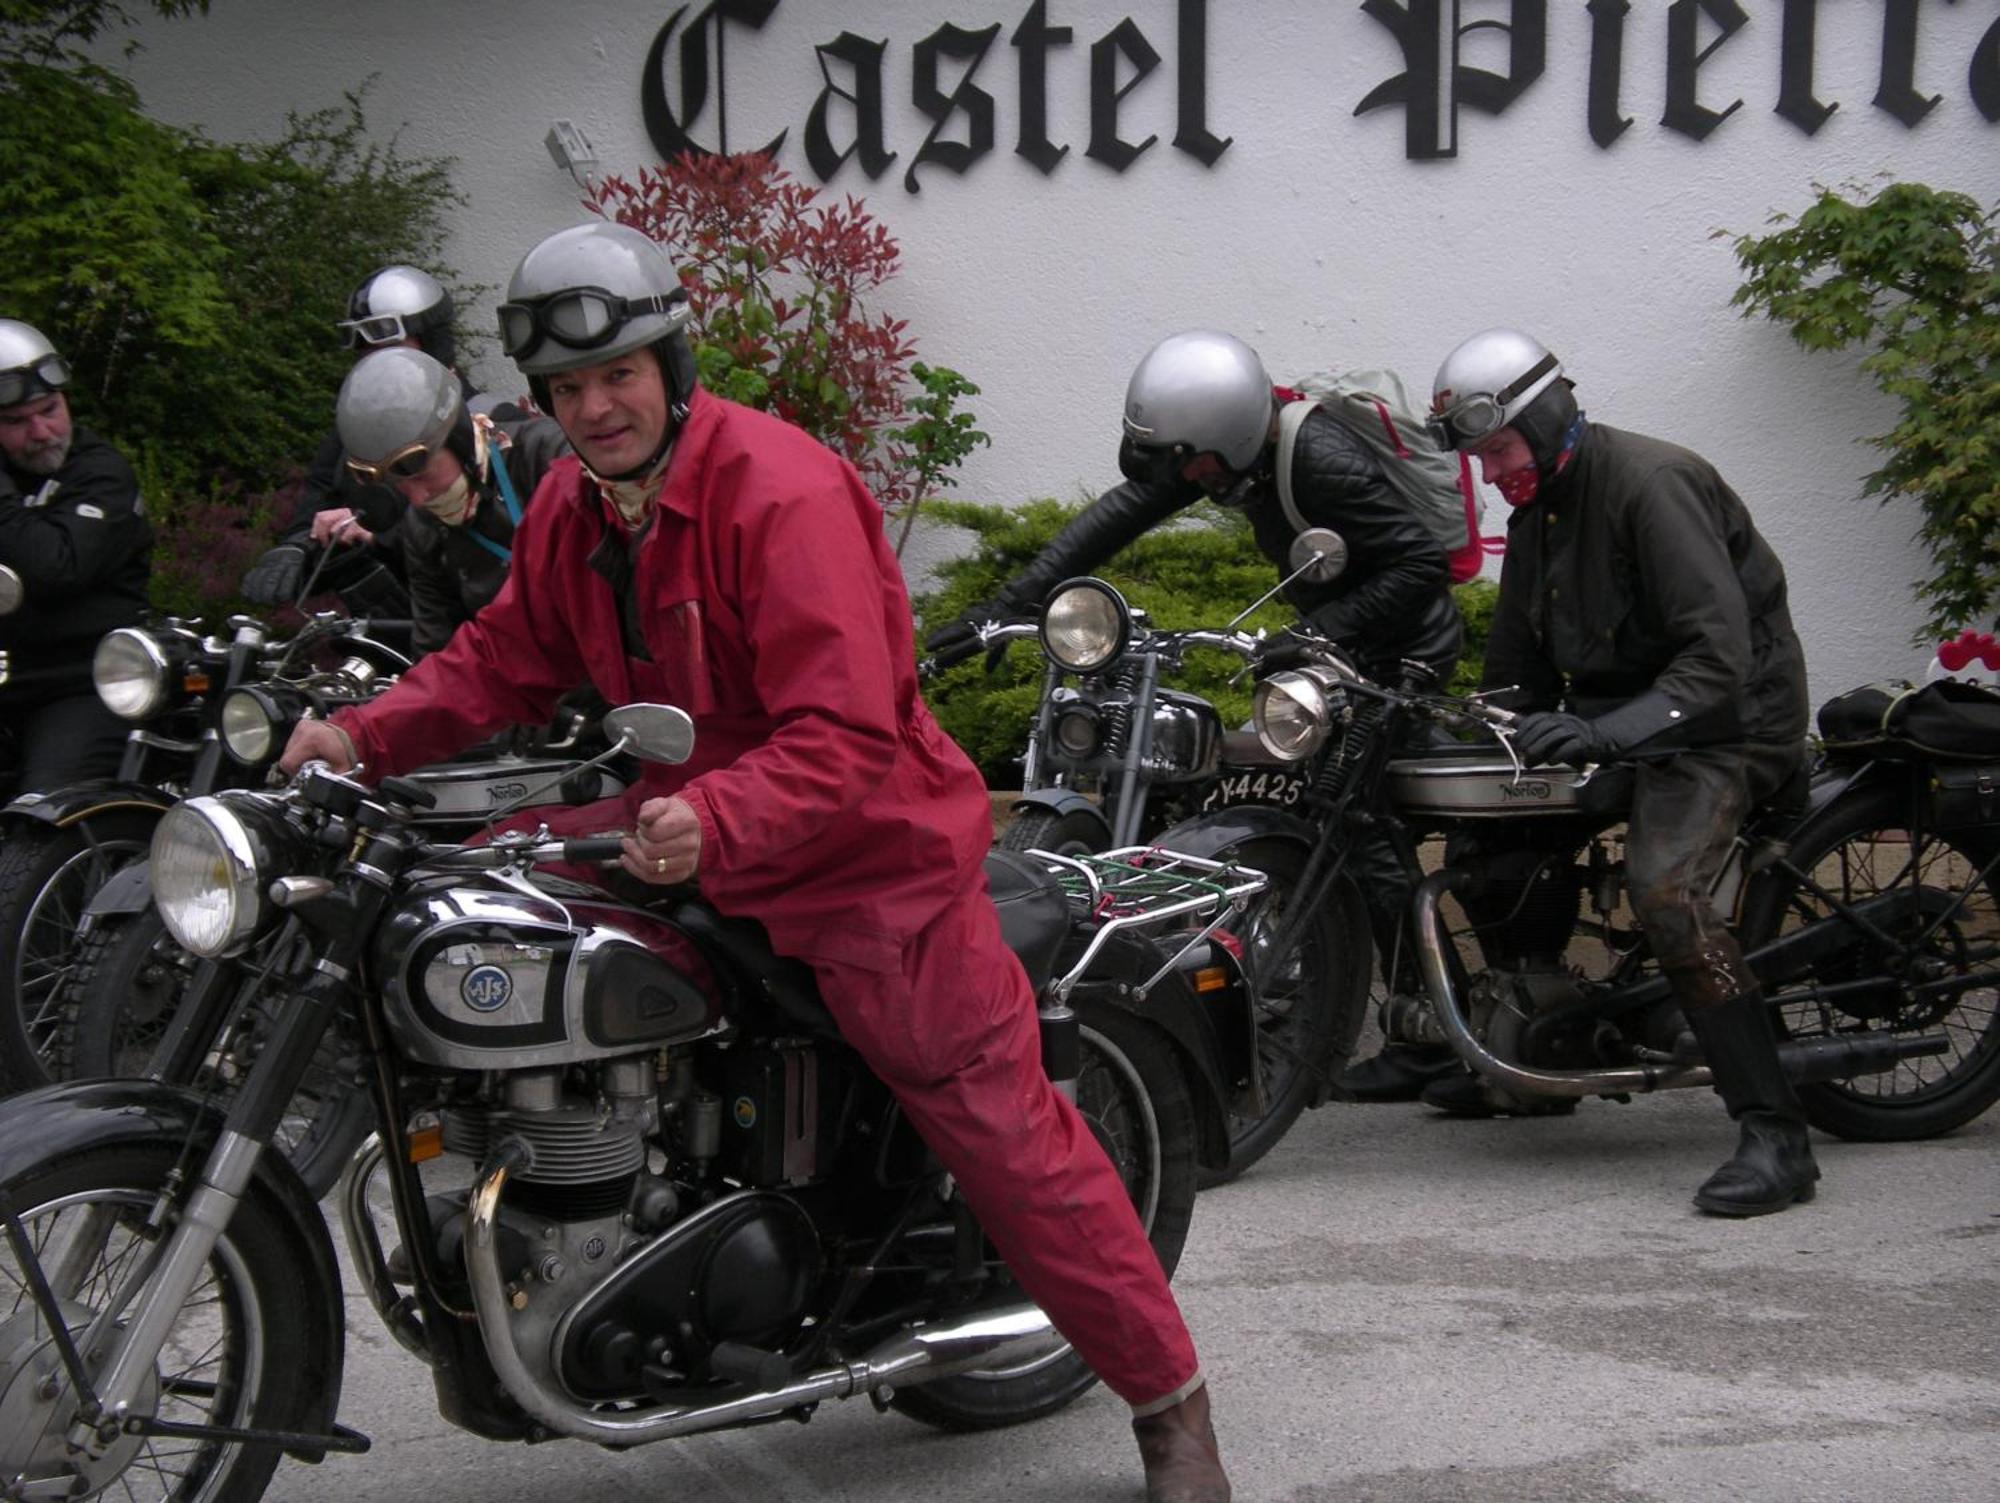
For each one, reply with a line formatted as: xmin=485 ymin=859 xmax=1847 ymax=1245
xmin=639 ymin=0 xmax=2000 ymax=184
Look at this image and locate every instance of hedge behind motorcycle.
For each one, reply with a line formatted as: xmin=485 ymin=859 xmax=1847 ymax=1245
xmin=0 ymin=705 xmax=1251 ymax=1500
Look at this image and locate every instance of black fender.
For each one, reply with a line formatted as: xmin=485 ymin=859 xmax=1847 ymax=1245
xmin=1010 ymin=788 xmax=1111 ymax=836
xmin=1149 ymin=802 xmax=1320 ymax=860
xmin=83 ymin=857 xmax=154 ymax=919
xmin=1066 ymin=929 xmax=1233 ymax=1170
xmin=2 ymin=780 xmax=172 ymax=831
xmin=0 ymin=1079 xmax=346 ymax=1461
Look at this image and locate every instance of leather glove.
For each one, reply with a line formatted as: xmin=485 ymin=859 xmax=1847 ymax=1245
xmin=241 ymin=544 xmax=306 ymax=605
xmin=1512 ymin=711 xmax=1607 ymax=766
xmin=1255 ymin=627 xmax=1326 ymax=674
xmin=923 ymin=595 xmax=1021 ymax=671
xmin=1514 ymin=690 xmax=1688 ymax=766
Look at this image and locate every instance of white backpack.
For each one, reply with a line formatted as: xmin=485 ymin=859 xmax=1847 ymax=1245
xmin=1275 ymin=368 xmax=1497 ymax=582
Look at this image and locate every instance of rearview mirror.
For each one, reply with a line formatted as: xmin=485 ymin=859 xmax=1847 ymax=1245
xmin=0 ymin=564 xmax=22 ymax=616
xmin=1289 ymin=528 xmax=1348 ymax=584
xmin=603 ymin=703 xmax=696 ymax=765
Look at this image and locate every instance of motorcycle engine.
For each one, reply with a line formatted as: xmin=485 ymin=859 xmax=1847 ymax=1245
xmin=1455 ymin=837 xmax=1589 ymax=970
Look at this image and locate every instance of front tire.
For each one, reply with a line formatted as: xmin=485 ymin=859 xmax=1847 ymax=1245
xmin=0 ymin=812 xmax=158 ymax=1092
xmin=0 ymin=1141 xmax=312 ymax=1502
xmin=891 ymin=1004 xmax=1199 ymax=1431
xmin=998 ymin=805 xmax=1110 ymax=859
xmin=1738 ymin=778 xmax=2000 ymax=1141
xmin=1199 ymin=837 xmax=1368 ymax=1186
xmin=67 ymin=914 xmax=374 ymax=1200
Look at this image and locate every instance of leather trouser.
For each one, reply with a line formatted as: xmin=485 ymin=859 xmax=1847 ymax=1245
xmin=1624 ymin=741 xmax=1803 ymax=1012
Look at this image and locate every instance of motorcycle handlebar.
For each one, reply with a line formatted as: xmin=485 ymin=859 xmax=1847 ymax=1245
xmin=561 ymin=835 xmax=627 ymax=863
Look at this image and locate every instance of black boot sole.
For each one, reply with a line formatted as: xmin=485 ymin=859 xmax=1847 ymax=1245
xmin=1693 ymin=1178 xmax=1819 ymax=1217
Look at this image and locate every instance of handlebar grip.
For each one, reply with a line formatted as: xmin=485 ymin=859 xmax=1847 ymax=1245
xmin=562 ymin=835 xmax=627 ymax=863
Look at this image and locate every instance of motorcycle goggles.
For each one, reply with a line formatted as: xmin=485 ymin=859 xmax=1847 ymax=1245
xmin=0 ymin=353 xmax=70 ymax=408
xmin=1426 ymin=352 xmax=1559 ymax=450
xmin=346 ymin=440 xmax=435 ymax=485
xmin=338 ymin=311 xmax=420 ymax=349
xmin=497 ymin=285 xmax=691 ymax=360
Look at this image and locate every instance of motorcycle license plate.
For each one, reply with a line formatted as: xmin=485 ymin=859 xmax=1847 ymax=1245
xmin=1199 ymin=770 xmax=1307 ymax=812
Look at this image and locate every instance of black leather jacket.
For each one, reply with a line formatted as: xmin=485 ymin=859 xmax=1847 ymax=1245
xmin=1482 ymin=423 xmax=1808 ymax=747
xmin=0 ymin=427 xmax=153 ymax=700
xmin=1000 ymin=407 xmax=1463 ymax=679
xmin=398 ymin=416 xmax=570 ymax=656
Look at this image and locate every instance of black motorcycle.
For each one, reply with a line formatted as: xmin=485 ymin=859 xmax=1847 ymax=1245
xmin=937 ymin=530 xmax=1376 ymax=1184
xmin=0 ymin=610 xmax=413 ymax=1092
xmin=0 ymin=704 xmax=1261 ymax=1502
xmin=1210 ymin=630 xmax=2000 ymax=1139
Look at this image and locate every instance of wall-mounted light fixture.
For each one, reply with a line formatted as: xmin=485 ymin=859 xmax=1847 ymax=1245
xmin=545 ymin=120 xmax=599 ymax=185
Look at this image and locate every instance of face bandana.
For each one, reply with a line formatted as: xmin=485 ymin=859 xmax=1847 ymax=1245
xmin=1494 ymin=410 xmax=1588 ymax=509
xmin=419 ymin=471 xmax=475 ymax=526
xmin=591 ymin=447 xmax=674 ymax=531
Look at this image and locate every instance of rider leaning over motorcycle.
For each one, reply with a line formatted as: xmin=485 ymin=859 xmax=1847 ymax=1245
xmin=926 ymin=330 xmax=1464 ymax=1086
xmin=1426 ymin=327 xmax=1817 ymax=1218
xmin=334 ymin=345 xmax=569 ymax=655
xmin=0 ymin=318 xmax=153 ymax=791
xmin=279 ymin=222 xmax=1232 ymax=1502
xmin=928 ymin=329 xmax=1463 ymax=686
xmin=242 ymin=265 xmax=465 ymax=616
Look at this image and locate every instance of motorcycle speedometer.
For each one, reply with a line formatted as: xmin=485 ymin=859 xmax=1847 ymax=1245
xmin=93 ymin=627 xmax=175 ymax=719
xmin=1253 ymin=671 xmax=1335 ymax=761
xmin=151 ymin=796 xmax=281 ymax=957
xmin=1040 ymin=578 xmax=1130 ymax=673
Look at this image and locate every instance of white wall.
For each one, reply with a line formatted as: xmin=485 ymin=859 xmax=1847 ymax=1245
xmin=108 ymin=1 xmax=2000 ymax=704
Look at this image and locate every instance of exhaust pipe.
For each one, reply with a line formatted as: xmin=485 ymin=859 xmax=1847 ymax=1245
xmin=1415 ymin=872 xmax=1956 ymax=1098
xmin=462 ymin=1144 xmax=1066 ymax=1445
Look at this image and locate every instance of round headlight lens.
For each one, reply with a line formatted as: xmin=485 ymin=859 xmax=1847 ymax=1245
xmin=94 ymin=628 xmax=171 ymax=720
xmin=151 ymin=798 xmax=265 ymax=957
xmin=1253 ymin=672 xmax=1334 ymax=761
xmin=1052 ymin=705 xmax=1103 ymax=759
xmin=1040 ymin=581 xmax=1129 ymax=673
xmin=220 ymin=688 xmax=280 ymax=765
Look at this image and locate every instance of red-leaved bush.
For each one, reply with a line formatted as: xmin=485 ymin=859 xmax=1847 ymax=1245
xmin=588 ymin=153 xmax=937 ymax=516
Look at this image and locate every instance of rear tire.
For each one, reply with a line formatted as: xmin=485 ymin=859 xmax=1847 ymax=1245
xmin=1738 ymin=779 xmax=2000 ymax=1141
xmin=891 ymin=1004 xmax=1199 ymax=1431
xmin=0 ymin=1141 xmax=313 ymax=1501
xmin=0 ymin=812 xmax=158 ymax=1092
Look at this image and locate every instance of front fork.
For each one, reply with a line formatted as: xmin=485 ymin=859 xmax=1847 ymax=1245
xmin=55 ymin=960 xmax=354 ymax=1457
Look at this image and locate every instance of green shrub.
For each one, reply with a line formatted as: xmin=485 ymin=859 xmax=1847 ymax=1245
xmin=913 ymin=498 xmax=1497 ymax=784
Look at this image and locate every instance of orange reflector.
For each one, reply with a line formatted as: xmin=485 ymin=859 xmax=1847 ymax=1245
xmin=406 ymin=1123 xmax=444 ymax=1163
xmin=184 ymin=672 xmax=211 ymax=693
xmin=1192 ymin=966 xmax=1229 ymax=994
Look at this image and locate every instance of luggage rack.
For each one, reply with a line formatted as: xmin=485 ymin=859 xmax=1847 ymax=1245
xmin=1030 ymin=846 xmax=1269 ymax=1003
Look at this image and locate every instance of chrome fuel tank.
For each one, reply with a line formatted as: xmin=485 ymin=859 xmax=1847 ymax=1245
xmin=375 ymin=877 xmax=726 ymax=1070
xmin=1384 ymin=752 xmax=1634 ymax=820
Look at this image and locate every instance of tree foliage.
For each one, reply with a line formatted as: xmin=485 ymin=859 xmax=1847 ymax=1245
xmin=1728 ymin=182 xmax=2000 ymax=638
xmin=589 ymin=152 xmax=987 ymax=541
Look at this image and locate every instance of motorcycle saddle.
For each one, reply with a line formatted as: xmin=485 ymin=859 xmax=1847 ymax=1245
xmin=982 ymin=849 xmax=1068 ymax=993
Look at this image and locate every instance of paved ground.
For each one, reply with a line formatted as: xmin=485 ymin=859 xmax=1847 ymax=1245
xmin=264 ymin=1087 xmax=2000 ymax=1503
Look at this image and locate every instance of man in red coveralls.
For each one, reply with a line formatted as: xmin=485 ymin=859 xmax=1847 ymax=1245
xmin=279 ymin=221 xmax=1229 ymax=1502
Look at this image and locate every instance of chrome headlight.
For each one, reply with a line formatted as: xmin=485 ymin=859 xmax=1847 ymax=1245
xmin=1040 ymin=579 xmax=1130 ymax=673
xmin=94 ymin=627 xmax=173 ymax=719
xmin=1253 ymin=670 xmax=1343 ymax=761
xmin=220 ymin=687 xmax=284 ymax=765
xmin=151 ymin=797 xmax=276 ymax=957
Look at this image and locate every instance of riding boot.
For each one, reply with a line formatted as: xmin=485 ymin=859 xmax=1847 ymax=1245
xmin=1336 ymin=1040 xmax=1463 ymax=1102
xmin=1685 ymin=994 xmax=1821 ymax=1216
xmin=1133 ymin=1383 xmax=1231 ymax=1503
xmin=1419 ymin=1068 xmax=1578 ymax=1118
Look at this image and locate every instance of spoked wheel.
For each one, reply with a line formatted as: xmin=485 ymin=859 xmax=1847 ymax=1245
xmin=1739 ymin=781 xmax=2000 ymax=1141
xmin=997 ymin=805 xmax=1109 ymax=859
xmin=891 ymin=1004 xmax=1199 ymax=1432
xmin=68 ymin=915 xmax=374 ymax=1200
xmin=0 ymin=1144 xmax=310 ymax=1501
xmin=1197 ymin=836 xmax=1368 ymax=1187
xmin=0 ymin=813 xmax=158 ymax=1092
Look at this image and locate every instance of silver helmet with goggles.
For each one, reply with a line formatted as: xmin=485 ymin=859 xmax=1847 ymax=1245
xmin=336 ymin=347 xmax=463 ymax=486
xmin=498 ymin=222 xmax=692 ymax=378
xmin=1121 ymin=330 xmax=1274 ymax=475
xmin=340 ymin=265 xmax=454 ymax=351
xmin=0 ymin=319 xmax=70 ymax=409
xmin=1428 ymin=328 xmax=1562 ymax=451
